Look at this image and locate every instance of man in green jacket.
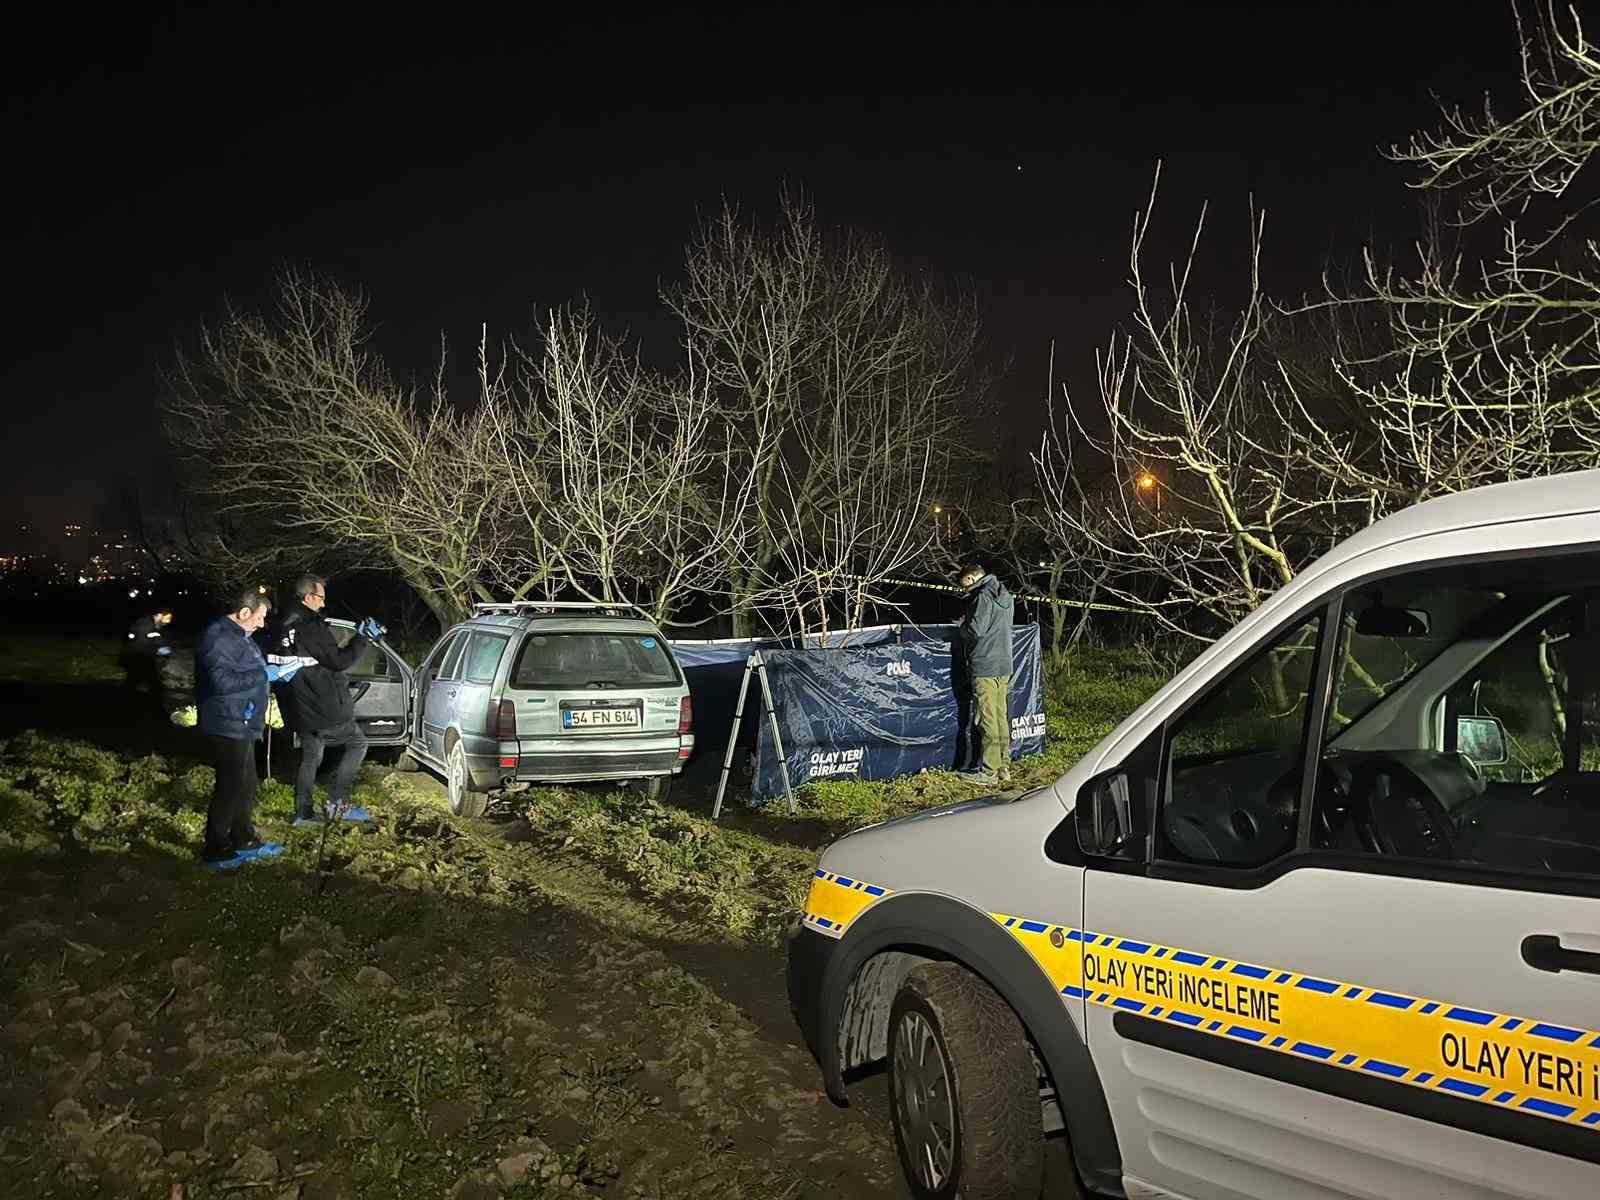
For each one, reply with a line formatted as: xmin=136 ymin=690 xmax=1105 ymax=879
xmin=957 ymin=564 xmax=1014 ymax=786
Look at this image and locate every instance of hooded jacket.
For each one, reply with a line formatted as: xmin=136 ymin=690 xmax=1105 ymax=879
xmin=959 ymin=573 xmax=1015 ymax=678
xmin=195 ymin=616 xmax=269 ymax=740
xmin=273 ymin=602 xmax=369 ymax=733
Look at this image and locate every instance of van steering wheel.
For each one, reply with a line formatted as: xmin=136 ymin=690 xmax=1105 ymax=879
xmin=1347 ymin=759 xmax=1459 ymax=860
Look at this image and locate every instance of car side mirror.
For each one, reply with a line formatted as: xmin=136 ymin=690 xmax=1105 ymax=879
xmin=1076 ymin=768 xmax=1149 ymax=862
xmin=1457 ymin=715 xmax=1509 ymax=767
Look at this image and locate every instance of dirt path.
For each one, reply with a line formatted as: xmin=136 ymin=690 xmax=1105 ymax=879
xmin=0 ymin=764 xmax=904 ymax=1200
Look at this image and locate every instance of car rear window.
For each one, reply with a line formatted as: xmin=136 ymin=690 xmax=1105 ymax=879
xmin=510 ymin=632 xmax=679 ymax=690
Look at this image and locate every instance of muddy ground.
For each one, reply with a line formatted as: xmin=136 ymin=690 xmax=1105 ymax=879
xmin=0 ymin=755 xmax=906 ymax=1199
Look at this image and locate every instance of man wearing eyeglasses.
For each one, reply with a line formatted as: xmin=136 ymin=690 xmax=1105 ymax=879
xmin=274 ymin=574 xmax=377 ymax=824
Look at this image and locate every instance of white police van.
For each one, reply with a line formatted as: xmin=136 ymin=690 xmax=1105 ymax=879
xmin=787 ymin=473 xmax=1600 ymax=1199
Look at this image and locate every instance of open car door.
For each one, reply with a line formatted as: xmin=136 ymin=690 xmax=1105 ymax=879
xmin=325 ymin=619 xmax=415 ymax=747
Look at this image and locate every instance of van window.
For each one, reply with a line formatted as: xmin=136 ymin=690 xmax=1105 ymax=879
xmin=511 ymin=632 xmax=679 ymax=690
xmin=463 ymin=633 xmax=509 ymax=685
xmin=1312 ymin=554 xmax=1600 ymax=882
xmin=1159 ymin=612 xmax=1323 ymax=867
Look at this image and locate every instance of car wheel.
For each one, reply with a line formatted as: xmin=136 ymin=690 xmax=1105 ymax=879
xmin=645 ymin=775 xmax=673 ymax=803
xmin=394 ymin=749 xmax=421 ymax=773
xmin=888 ymin=962 xmax=1044 ymax=1200
xmin=447 ymin=741 xmax=487 ymax=818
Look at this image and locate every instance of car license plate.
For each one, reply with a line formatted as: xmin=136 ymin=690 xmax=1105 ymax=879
xmin=562 ymin=707 xmax=639 ymax=729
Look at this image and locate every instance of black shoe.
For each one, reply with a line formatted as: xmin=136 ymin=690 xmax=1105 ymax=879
xmin=201 ymin=846 xmax=237 ymax=864
xmin=233 ymin=837 xmax=265 ymax=853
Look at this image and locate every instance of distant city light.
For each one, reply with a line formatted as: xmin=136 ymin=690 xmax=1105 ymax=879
xmin=129 ymin=588 xmax=140 ymax=598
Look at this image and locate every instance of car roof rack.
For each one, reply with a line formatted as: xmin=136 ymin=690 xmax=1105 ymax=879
xmin=471 ymin=600 xmax=652 ymax=620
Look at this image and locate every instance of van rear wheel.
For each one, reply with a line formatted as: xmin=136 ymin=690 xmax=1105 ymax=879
xmin=888 ymin=962 xmax=1043 ymax=1200
xmin=447 ymin=742 xmax=487 ymax=818
xmin=644 ymin=775 xmax=673 ymax=803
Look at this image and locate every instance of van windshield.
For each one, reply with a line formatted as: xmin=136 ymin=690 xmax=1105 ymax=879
xmin=510 ymin=632 xmax=679 ymax=690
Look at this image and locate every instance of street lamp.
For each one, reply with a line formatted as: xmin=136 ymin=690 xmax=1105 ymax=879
xmin=1136 ymin=470 xmax=1161 ymax=513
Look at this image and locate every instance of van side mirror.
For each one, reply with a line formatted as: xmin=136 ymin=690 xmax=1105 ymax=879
xmin=1076 ymin=768 xmax=1149 ymax=862
xmin=1457 ymin=715 xmax=1509 ymax=767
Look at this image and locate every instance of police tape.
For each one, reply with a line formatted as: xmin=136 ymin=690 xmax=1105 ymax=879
xmin=840 ymin=574 xmax=1140 ymax=614
xmin=800 ymin=872 xmax=1600 ymax=1132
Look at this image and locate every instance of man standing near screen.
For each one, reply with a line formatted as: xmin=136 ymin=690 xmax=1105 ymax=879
xmin=957 ymin=563 xmax=1014 ymax=786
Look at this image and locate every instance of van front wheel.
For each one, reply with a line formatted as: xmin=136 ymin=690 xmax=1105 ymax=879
xmin=887 ymin=962 xmax=1044 ymax=1200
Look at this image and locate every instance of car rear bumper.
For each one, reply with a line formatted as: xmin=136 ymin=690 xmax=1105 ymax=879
xmin=502 ymin=734 xmax=695 ymax=783
xmin=515 ymin=755 xmax=683 ymax=782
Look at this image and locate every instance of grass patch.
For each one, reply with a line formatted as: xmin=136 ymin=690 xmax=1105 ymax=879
xmin=0 ymin=633 xmax=125 ymax=685
xmin=0 ymin=730 xmax=206 ymax=854
xmin=521 ymin=786 xmax=819 ymax=943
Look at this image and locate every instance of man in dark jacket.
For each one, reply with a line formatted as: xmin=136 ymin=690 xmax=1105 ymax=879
xmin=195 ymin=588 xmax=301 ymax=862
xmin=122 ymin=608 xmax=174 ymax=713
xmin=957 ymin=564 xmax=1015 ymax=786
xmin=273 ymin=575 xmax=375 ymax=823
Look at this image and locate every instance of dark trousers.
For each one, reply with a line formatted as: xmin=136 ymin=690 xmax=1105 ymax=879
xmin=296 ymin=720 xmax=369 ymax=819
xmin=204 ymin=735 xmax=259 ymax=855
xmin=123 ymin=656 xmax=162 ymax=695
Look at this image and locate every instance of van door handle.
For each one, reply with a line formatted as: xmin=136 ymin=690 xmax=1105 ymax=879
xmin=1521 ymin=934 xmax=1600 ymax=975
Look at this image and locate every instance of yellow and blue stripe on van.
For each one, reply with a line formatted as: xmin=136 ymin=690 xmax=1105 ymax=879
xmin=799 ymin=872 xmax=1600 ymax=1133
xmin=801 ymin=869 xmax=891 ymax=934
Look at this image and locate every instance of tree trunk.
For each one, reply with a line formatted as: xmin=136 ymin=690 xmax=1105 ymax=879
xmin=404 ymin=570 xmax=468 ymax=628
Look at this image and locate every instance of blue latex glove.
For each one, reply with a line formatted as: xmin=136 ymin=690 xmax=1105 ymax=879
xmin=266 ymin=661 xmax=301 ymax=683
xmin=156 ymin=646 xmax=173 ymax=657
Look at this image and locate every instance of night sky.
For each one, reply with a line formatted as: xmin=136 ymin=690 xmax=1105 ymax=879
xmin=3 ymin=2 xmax=1519 ymax=535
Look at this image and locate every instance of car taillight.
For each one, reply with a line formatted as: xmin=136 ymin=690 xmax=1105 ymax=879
xmin=678 ymin=696 xmax=693 ymax=734
xmin=490 ymin=698 xmax=517 ymax=740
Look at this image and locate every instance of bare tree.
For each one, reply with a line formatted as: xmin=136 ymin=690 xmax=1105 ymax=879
xmin=1038 ymin=7 xmax=1600 ymax=642
xmin=1398 ymin=3 xmax=1599 ymax=220
xmin=163 ymin=269 xmax=511 ymax=623
xmin=752 ymin=362 xmax=942 ymax=638
xmin=665 ymin=194 xmax=990 ymax=635
xmin=486 ymin=308 xmax=754 ymax=625
xmin=1034 ymin=171 xmax=1360 ymax=639
xmin=1307 ymin=2 xmax=1600 ymax=511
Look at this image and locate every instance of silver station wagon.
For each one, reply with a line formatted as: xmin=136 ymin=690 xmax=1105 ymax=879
xmin=327 ymin=601 xmax=695 ymax=815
